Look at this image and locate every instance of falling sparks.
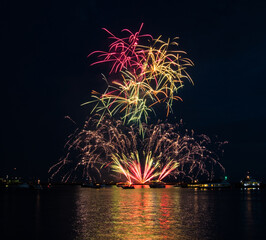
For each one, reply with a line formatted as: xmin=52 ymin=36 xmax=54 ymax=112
xmin=49 ymin=116 xmax=226 ymax=183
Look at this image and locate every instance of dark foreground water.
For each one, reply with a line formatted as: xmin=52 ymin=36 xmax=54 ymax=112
xmin=1 ymin=186 xmax=266 ymax=240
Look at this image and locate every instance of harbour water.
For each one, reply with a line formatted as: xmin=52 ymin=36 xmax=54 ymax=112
xmin=1 ymin=186 xmax=266 ymax=239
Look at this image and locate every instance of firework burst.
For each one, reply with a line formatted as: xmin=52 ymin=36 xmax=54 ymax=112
xmin=50 ymin=24 xmax=227 ymax=183
xmin=84 ymin=24 xmax=193 ymax=129
xmin=49 ymin=116 xmax=226 ymax=183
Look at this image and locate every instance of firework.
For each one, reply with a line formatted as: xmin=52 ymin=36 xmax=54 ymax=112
xmin=49 ymin=116 xmax=226 ymax=183
xmin=50 ymin=25 xmax=226 ymax=184
xmin=88 ymin=23 xmax=152 ymax=74
xmin=111 ymin=151 xmax=173 ymax=184
xmin=84 ymin=24 xmax=193 ymax=128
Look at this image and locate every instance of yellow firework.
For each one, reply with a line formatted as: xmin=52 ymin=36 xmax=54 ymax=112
xmin=85 ymin=26 xmax=193 ymax=131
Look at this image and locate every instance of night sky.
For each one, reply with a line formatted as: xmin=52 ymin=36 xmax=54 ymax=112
xmin=2 ymin=0 xmax=266 ymax=182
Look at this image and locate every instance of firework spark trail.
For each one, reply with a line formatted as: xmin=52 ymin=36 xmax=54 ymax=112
xmin=84 ymin=24 xmax=193 ymax=129
xmin=111 ymin=151 xmax=161 ymax=184
xmin=88 ymin=23 xmax=152 ymax=74
xmin=49 ymin=116 xmax=226 ymax=183
xmin=50 ymin=25 xmax=227 ymax=183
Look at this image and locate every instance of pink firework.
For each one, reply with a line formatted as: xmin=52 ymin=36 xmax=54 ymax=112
xmin=88 ymin=23 xmax=152 ymax=74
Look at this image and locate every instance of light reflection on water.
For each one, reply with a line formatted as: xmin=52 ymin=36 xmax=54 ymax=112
xmin=74 ymin=186 xmax=219 ymax=240
xmin=1 ymin=186 xmax=266 ymax=239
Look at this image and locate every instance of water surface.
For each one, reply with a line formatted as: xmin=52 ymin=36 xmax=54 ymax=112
xmin=1 ymin=186 xmax=265 ymax=239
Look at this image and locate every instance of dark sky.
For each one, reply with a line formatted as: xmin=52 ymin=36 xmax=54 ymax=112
xmin=2 ymin=0 xmax=266 ymax=181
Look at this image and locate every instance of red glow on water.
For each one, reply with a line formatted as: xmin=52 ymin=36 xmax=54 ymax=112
xmin=133 ymin=185 xmax=150 ymax=189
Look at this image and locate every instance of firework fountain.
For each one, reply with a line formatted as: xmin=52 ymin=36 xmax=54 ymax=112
xmin=49 ymin=24 xmax=226 ymax=183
